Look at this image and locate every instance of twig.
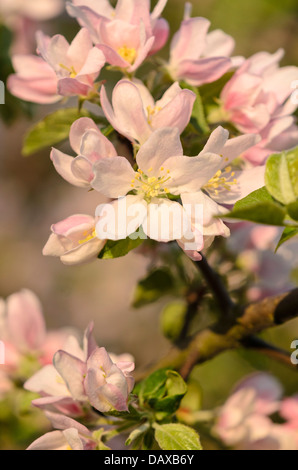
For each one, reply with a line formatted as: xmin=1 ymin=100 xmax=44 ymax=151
xmin=195 ymin=255 xmax=235 ymax=319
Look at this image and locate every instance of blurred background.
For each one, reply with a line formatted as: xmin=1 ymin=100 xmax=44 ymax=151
xmin=0 ymin=0 xmax=298 ymax=432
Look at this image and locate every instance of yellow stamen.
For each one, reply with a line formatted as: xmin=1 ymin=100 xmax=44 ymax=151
xmin=78 ymin=229 xmax=97 ymax=245
xmin=118 ymin=46 xmax=137 ymax=65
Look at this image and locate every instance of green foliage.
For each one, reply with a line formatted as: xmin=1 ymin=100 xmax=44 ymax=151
xmin=276 ymin=227 xmax=298 ymax=251
xmin=160 ymin=301 xmax=188 ymax=342
xmin=265 ymin=149 xmax=298 ymax=205
xmin=22 ymin=108 xmax=109 ymax=156
xmin=133 ymin=268 xmax=175 ymax=308
xmin=225 ymin=148 xmax=298 ymax=251
xmin=224 ymin=187 xmax=287 ymax=226
xmin=153 ymin=423 xmax=202 ymax=450
xmin=136 ymin=369 xmax=187 ymax=416
xmin=98 ymin=235 xmax=144 ymax=260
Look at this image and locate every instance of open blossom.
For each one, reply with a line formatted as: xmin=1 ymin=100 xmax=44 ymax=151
xmin=7 ymin=55 xmax=60 ymax=104
xmin=36 ymin=28 xmax=105 ymax=97
xmin=8 ymin=28 xmax=105 ymax=103
xmin=27 ymin=413 xmax=96 ymax=450
xmin=219 ymin=49 xmax=298 ymax=164
xmin=91 ymin=126 xmax=263 ymax=259
xmin=0 ymin=289 xmax=70 ymax=373
xmin=51 ymin=117 xmax=117 ymax=189
xmin=67 ymin=0 xmax=169 ymax=73
xmin=213 ymin=373 xmax=283 ymax=448
xmin=25 ymin=323 xmax=135 ymax=415
xmin=165 ymin=4 xmax=242 ymax=87
xmin=100 ymin=79 xmax=196 ymax=145
xmin=43 ymin=214 xmax=105 ymax=266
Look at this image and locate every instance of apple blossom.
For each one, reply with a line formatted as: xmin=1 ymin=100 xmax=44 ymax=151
xmin=0 ymin=289 xmax=70 ymax=372
xmin=85 ymin=347 xmax=135 ymax=413
xmin=218 ymin=49 xmax=298 ymax=164
xmin=43 ymin=214 xmax=105 ymax=266
xmin=165 ymin=3 xmax=242 ymax=87
xmin=25 ymin=323 xmax=135 ymax=415
xmin=67 ymin=0 xmax=169 ymax=64
xmin=51 ymin=117 xmax=117 ymax=189
xmin=7 ymin=55 xmax=60 ymax=104
xmin=27 ymin=413 xmax=96 ymax=450
xmin=36 ymin=28 xmax=106 ymax=97
xmin=213 ymin=373 xmax=283 ymax=447
xmin=100 ymin=79 xmax=196 ymax=145
xmin=92 ymin=126 xmax=263 ymax=258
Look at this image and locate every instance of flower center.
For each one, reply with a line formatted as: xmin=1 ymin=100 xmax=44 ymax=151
xmin=204 ymin=166 xmax=238 ymax=197
xmin=117 ymin=46 xmax=137 ymax=65
xmin=78 ymin=229 xmax=97 ymax=245
xmin=147 ymin=106 xmax=162 ymax=125
xmin=131 ymin=167 xmax=172 ymax=202
xmin=59 ymin=63 xmax=77 ymax=78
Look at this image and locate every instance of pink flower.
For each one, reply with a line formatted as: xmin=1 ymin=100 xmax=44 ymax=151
xmin=100 ymin=79 xmax=196 ymax=145
xmin=25 ymin=323 xmax=135 ymax=415
xmin=51 ymin=117 xmax=117 ymax=189
xmin=27 ymin=413 xmax=96 ymax=450
xmin=43 ymin=214 xmax=105 ymax=266
xmin=24 ymin=325 xmax=97 ymax=417
xmin=7 ymin=55 xmax=60 ymax=104
xmin=67 ymin=0 xmax=169 ymax=72
xmin=165 ymin=4 xmax=241 ymax=86
xmin=214 ymin=373 xmax=283 ymax=447
xmin=85 ymin=347 xmax=135 ymax=412
xmin=36 ymin=28 xmax=105 ymax=97
xmin=219 ymin=49 xmax=298 ymax=164
xmin=0 ymin=289 xmax=70 ymax=372
xmin=91 ymin=126 xmax=262 ymax=259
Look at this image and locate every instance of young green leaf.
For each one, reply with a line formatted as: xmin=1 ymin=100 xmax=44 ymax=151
xmin=276 ymin=227 xmax=298 ymax=251
xmin=224 ymin=187 xmax=287 ymax=226
xmin=98 ymin=235 xmax=144 ymax=260
xmin=154 ymin=423 xmax=202 ymax=450
xmin=265 ymin=149 xmax=298 ymax=205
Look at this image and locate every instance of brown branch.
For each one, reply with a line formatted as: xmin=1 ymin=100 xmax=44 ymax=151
xmin=135 ymin=289 xmax=298 ymax=382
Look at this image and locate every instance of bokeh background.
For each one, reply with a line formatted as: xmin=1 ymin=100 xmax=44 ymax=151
xmin=0 ymin=0 xmax=298 ymax=446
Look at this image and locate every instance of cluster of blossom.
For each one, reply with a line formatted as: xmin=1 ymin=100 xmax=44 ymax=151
xmin=0 ymin=289 xmax=135 ymax=450
xmin=6 ymin=0 xmax=298 ymax=265
xmin=213 ymin=373 xmax=298 ymax=450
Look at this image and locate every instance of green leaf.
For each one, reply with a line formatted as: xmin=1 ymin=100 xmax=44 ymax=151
xmin=180 ymin=82 xmax=210 ymax=134
xmin=276 ymin=227 xmax=298 ymax=251
xmin=287 ymin=201 xmax=298 ymax=222
xmin=125 ymin=424 xmax=150 ymax=447
xmin=98 ymin=234 xmax=144 ymax=260
xmin=133 ymin=268 xmax=175 ymax=308
xmin=265 ymin=149 xmax=298 ymax=205
xmin=22 ymin=108 xmax=108 ymax=156
xmin=224 ymin=187 xmax=287 ymax=226
xmin=161 ymin=301 xmax=188 ymax=341
xmin=137 ymin=369 xmax=187 ymax=415
xmin=154 ymin=423 xmax=202 ymax=451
